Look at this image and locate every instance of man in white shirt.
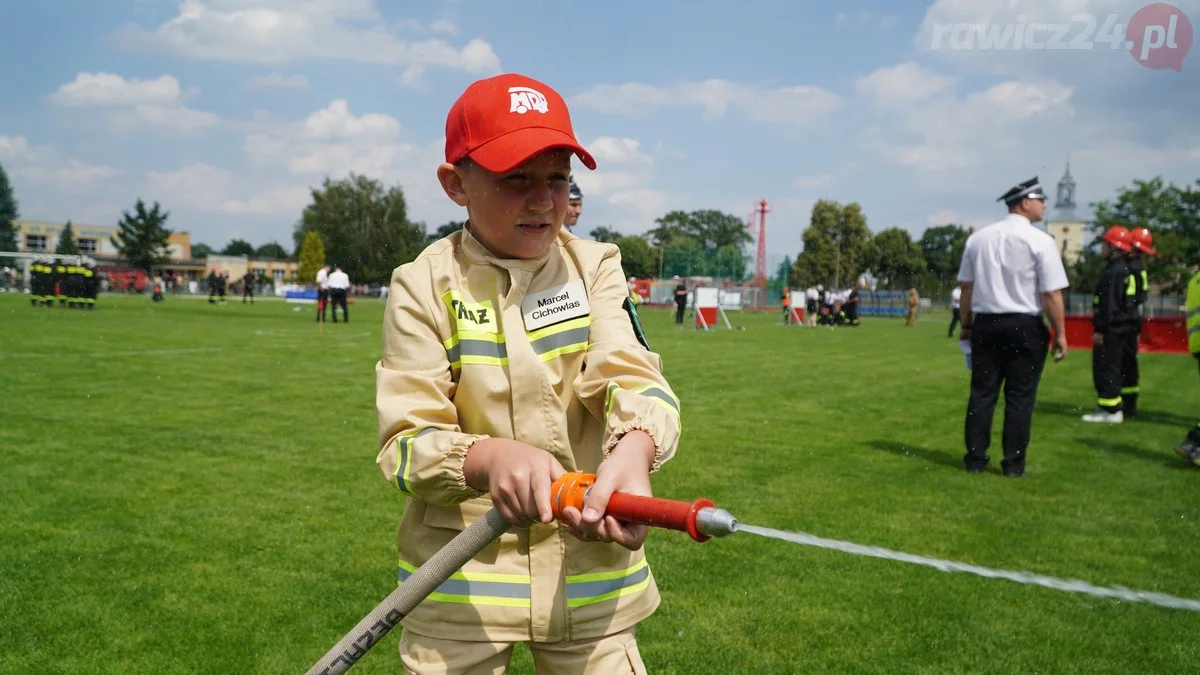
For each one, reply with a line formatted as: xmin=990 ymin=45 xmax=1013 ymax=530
xmin=948 ymin=286 xmax=962 ymax=338
xmin=957 ymin=176 xmax=1069 ymax=478
xmin=327 ymin=264 xmax=351 ymax=323
xmin=315 ymin=264 xmax=330 ymax=323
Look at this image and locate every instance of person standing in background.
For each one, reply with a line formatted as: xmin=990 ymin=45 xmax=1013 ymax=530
xmin=315 ymin=263 xmax=330 ymax=323
xmin=948 ymin=285 xmax=962 ymax=337
xmin=327 ymin=264 xmax=350 ymax=323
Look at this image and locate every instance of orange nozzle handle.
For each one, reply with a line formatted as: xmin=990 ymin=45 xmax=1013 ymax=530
xmin=550 ymin=472 xmax=715 ymax=542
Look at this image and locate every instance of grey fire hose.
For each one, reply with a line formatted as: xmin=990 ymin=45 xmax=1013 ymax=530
xmin=305 ymin=507 xmax=511 ymax=675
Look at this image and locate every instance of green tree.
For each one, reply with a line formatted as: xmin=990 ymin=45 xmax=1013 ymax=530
xmin=613 ymin=234 xmax=657 ymax=279
xmin=775 ymin=255 xmax=794 ymax=289
xmin=294 ymin=173 xmax=425 ymax=284
xmin=791 ymin=200 xmax=875 ymax=288
xmin=191 ymin=242 xmax=214 ymax=259
xmin=662 ymin=236 xmax=707 ymax=278
xmin=589 ymin=226 xmax=622 ymax=244
xmin=712 ymin=244 xmax=748 ymax=281
xmin=918 ymin=224 xmax=972 ymax=285
xmin=111 ymin=199 xmax=172 ymax=274
xmin=55 ymin=221 xmax=80 ymax=255
xmin=0 ymin=162 xmax=19 ymax=259
xmin=1086 ymin=177 xmax=1200 ymax=292
xmin=222 ymin=238 xmax=254 ymax=256
xmin=647 ymin=209 xmax=751 ymax=250
xmin=872 ymin=227 xmax=926 ymax=289
xmin=426 ymin=220 xmax=464 ymax=244
xmin=254 ymin=241 xmax=289 ymax=259
xmin=297 ymin=230 xmax=325 ymax=284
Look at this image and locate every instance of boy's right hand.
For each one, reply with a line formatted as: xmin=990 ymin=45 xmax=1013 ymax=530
xmin=464 ymin=439 xmax=567 ymax=527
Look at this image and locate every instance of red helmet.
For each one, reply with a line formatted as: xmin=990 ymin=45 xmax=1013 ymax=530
xmin=1130 ymin=226 xmax=1157 ymax=255
xmin=1101 ymin=225 xmax=1132 ymax=253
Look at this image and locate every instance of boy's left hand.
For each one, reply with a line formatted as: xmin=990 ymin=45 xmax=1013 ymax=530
xmin=560 ymin=431 xmax=655 ymax=551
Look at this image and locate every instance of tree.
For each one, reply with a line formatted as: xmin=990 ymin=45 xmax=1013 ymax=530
xmin=0 ymin=162 xmax=18 ymax=259
xmin=918 ymin=224 xmax=972 ymax=285
xmin=222 ymin=238 xmax=254 ymax=256
xmin=1086 ymin=177 xmax=1200 ymax=292
xmin=613 ymin=235 xmax=657 ymax=279
xmin=55 ymin=221 xmax=80 ymax=255
xmin=589 ymin=226 xmax=622 ymax=244
xmin=776 ymin=255 xmax=795 ymax=289
xmin=255 ymin=241 xmax=289 ymax=259
xmin=297 ymin=230 xmax=325 ymax=284
xmin=426 ymin=220 xmax=464 ymax=244
xmin=662 ymin=235 xmax=707 ymax=278
xmin=191 ymin=243 xmax=214 ymax=259
xmin=647 ymin=209 xmax=752 ymax=250
xmin=294 ymin=173 xmax=425 ymax=284
xmin=111 ymin=199 xmax=172 ymax=274
xmin=791 ymin=200 xmax=875 ymax=288
xmin=872 ymin=228 xmax=927 ymax=289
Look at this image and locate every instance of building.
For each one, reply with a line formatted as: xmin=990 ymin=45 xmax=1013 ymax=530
xmin=1044 ymin=161 xmax=1088 ymax=263
xmin=14 ymin=219 xmax=120 ymax=257
xmin=10 ymin=217 xmax=297 ymax=287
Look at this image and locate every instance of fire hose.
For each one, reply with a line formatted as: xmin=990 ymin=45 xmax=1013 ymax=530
xmin=305 ymin=472 xmax=738 ymax=675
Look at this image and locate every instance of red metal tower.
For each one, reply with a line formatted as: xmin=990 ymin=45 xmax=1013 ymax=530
xmin=753 ymin=199 xmax=769 ymax=289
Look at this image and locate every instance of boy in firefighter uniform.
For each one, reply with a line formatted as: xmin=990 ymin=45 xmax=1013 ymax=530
xmin=1176 ymin=270 xmax=1200 ymax=465
xmin=1082 ymin=226 xmax=1138 ymax=423
xmin=1122 ymin=227 xmax=1155 ymax=417
xmin=376 ymin=73 xmax=680 ymax=673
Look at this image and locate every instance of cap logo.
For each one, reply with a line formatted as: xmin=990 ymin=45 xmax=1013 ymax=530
xmin=508 ymin=86 xmax=549 ymax=114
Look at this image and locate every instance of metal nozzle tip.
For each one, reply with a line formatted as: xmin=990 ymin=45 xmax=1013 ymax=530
xmin=695 ymin=507 xmax=739 ymax=538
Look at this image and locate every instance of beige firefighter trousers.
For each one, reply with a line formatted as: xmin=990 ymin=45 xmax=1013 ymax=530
xmin=398 ymin=627 xmax=648 ymax=675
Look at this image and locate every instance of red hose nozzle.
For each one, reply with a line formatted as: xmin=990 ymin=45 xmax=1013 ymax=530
xmin=550 ymin=472 xmax=738 ymax=542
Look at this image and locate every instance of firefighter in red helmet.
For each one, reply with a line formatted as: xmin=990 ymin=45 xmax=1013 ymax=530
xmin=1122 ymin=227 xmax=1157 ymax=417
xmin=1082 ymin=225 xmax=1139 ymax=423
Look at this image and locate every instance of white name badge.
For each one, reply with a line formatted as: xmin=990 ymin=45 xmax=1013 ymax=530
xmin=522 ymin=279 xmax=591 ymax=331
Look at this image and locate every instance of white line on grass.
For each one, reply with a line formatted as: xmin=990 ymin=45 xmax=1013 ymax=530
xmin=739 ymin=524 xmax=1200 ymax=613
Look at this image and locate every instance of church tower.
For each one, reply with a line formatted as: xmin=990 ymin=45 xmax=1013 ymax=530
xmin=1047 ymin=158 xmax=1085 ymax=263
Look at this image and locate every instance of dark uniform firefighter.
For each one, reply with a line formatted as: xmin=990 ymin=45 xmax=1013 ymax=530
xmin=81 ymin=261 xmax=96 ymax=309
xmin=1175 ymin=270 xmax=1200 ymax=466
xmin=29 ymin=257 xmax=49 ymax=306
xmin=1082 ymin=225 xmax=1139 ymax=423
xmin=54 ymin=259 xmax=68 ymax=306
xmin=957 ymin=176 xmax=1069 ymax=477
xmin=1121 ymin=227 xmax=1156 ymax=418
xmin=242 ymin=271 xmax=256 ymax=304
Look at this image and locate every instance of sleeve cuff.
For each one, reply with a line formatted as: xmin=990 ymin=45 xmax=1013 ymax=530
xmin=603 ymin=420 xmax=675 ymax=474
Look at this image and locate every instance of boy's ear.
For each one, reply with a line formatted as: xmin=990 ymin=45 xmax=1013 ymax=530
xmin=437 ymin=162 xmax=470 ymax=207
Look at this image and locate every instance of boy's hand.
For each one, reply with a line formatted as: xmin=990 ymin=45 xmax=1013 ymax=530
xmin=464 ymin=439 xmax=566 ymax=527
xmin=560 ymin=431 xmax=656 ymax=551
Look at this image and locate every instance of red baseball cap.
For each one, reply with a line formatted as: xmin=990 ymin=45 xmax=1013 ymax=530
xmin=445 ymin=73 xmax=596 ymax=173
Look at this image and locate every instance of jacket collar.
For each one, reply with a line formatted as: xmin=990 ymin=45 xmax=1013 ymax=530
xmin=460 ymin=222 xmax=571 ymax=273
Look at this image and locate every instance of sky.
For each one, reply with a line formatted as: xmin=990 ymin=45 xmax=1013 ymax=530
xmin=1 ymin=0 xmax=1198 ymax=270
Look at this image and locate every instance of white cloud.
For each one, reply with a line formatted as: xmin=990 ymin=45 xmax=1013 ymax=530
xmin=793 ymin=173 xmax=833 ymax=190
xmin=395 ymin=17 xmax=460 ymax=35
xmin=46 ymin=72 xmax=218 ymax=137
xmin=145 ymin=163 xmax=312 ymax=215
xmin=398 ymin=65 xmax=426 ymax=89
xmin=46 ymin=72 xmax=185 ymax=107
xmin=244 ymin=72 xmax=310 ymax=91
xmin=573 ymin=79 xmax=844 ymax=126
xmin=300 ymin=99 xmax=400 ymax=141
xmin=15 ymin=159 xmax=125 ymax=186
xmin=0 ymin=135 xmax=32 ymax=161
xmin=114 ymin=0 xmax=501 ymax=72
xmin=855 ymin=62 xmax=956 ymax=108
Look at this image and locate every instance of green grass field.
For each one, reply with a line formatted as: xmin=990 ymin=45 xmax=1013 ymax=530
xmin=2 ymin=292 xmax=1199 ymax=674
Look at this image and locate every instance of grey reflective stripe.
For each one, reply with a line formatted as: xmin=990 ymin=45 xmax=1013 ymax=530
xmin=530 ymin=326 xmax=590 ymax=355
xmin=567 ymin=564 xmax=651 ymax=600
xmin=1189 ymin=325 xmax=1200 ymax=336
xmin=640 ymin=387 xmax=679 ymax=413
xmin=397 ymin=428 xmax=436 ymax=493
xmin=398 ymin=568 xmax=531 ymax=599
xmin=447 ymin=339 xmax=507 ymax=363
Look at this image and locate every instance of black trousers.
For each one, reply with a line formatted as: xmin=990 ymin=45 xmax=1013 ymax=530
xmin=675 ymin=302 xmax=686 ymax=324
xmin=948 ymin=309 xmax=961 ymax=337
xmin=1092 ymin=329 xmax=1136 ymax=412
xmin=964 ymin=313 xmax=1050 ymax=473
xmin=317 ymin=289 xmax=329 ymax=322
xmin=1120 ymin=329 xmax=1140 ymax=414
xmin=330 ymin=289 xmax=348 ymax=322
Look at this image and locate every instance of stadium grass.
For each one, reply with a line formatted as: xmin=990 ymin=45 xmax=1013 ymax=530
xmin=1 ymin=293 xmax=1198 ymax=674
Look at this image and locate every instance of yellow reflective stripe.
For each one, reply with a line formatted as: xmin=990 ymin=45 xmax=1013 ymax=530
xmin=393 ymin=428 xmax=435 ymax=495
xmin=443 ymin=331 xmax=508 ymax=368
xmin=1120 ymin=387 xmax=1139 ymax=395
xmin=526 ymin=316 xmax=590 ymax=342
xmin=605 ymin=382 xmax=619 ymax=417
xmin=566 ymin=559 xmax=652 ymax=608
xmin=398 ymin=560 xmax=532 ymax=608
xmin=1098 ymin=397 xmax=1122 ymax=407
xmin=1125 ymin=275 xmax=1137 ymax=296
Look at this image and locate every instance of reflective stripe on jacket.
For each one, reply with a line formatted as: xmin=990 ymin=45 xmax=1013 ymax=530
xmin=376 ymin=226 xmax=681 ymax=643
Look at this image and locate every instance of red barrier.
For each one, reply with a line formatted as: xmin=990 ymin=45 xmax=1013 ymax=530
xmin=1063 ymin=315 xmax=1190 ymax=354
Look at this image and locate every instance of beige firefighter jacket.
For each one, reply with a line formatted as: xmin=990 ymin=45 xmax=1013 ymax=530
xmin=376 ymin=225 xmax=681 ymax=643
